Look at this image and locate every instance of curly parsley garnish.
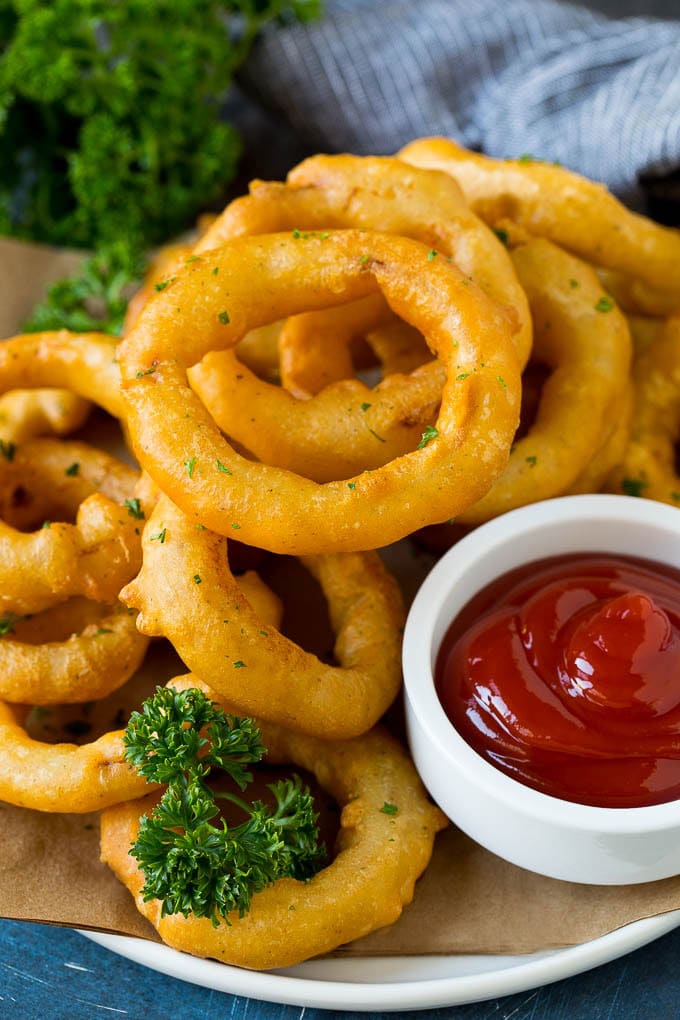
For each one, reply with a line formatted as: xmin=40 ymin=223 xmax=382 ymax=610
xmin=123 ymin=687 xmax=325 ymax=926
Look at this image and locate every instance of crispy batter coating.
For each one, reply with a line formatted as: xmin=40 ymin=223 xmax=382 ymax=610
xmin=0 ymin=331 xmax=123 ymax=419
xmin=0 ymin=701 xmax=150 ymax=812
xmin=0 ymin=438 xmax=143 ymax=614
xmin=399 ymin=137 xmax=680 ymax=313
xmin=0 ymin=389 xmax=90 ymax=444
xmin=609 ymin=317 xmax=680 ymax=504
xmin=457 ymin=238 xmax=632 ymax=523
xmin=121 ymin=496 xmax=405 ymax=739
xmin=0 ymin=598 xmax=149 ymax=704
xmin=119 ymin=230 xmax=520 ymax=553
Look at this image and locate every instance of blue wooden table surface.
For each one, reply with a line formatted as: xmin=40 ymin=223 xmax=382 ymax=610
xmin=1 ymin=919 xmax=678 ymax=1019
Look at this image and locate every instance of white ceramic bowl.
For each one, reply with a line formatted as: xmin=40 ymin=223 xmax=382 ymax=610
xmin=403 ymin=494 xmax=680 ymax=885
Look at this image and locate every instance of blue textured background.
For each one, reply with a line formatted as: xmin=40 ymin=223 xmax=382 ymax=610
xmin=1 ymin=919 xmax=679 ymax=1018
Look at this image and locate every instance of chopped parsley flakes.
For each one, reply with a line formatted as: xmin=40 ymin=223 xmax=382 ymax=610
xmin=418 ymin=425 xmax=438 ymax=449
xmin=124 ymin=498 xmax=145 ymax=520
xmin=380 ymin=802 xmax=398 ymax=816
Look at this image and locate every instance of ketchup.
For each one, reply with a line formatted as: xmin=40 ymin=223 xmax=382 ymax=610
xmin=435 ymin=554 xmax=680 ymax=808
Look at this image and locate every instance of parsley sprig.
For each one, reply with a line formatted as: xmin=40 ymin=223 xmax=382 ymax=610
xmin=123 ymin=687 xmax=325 ymax=926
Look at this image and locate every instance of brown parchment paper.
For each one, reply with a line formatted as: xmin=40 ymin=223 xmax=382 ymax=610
xmin=2 ymin=235 xmax=680 ymax=959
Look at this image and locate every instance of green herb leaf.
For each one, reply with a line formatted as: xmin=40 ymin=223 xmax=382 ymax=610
xmin=380 ymin=802 xmax=398 ymax=815
xmin=0 ymin=613 xmax=25 ymax=636
xmin=124 ymin=498 xmax=145 ymax=520
xmin=0 ymin=441 xmax=17 ymax=462
xmin=622 ymin=477 xmax=648 ymax=498
xmin=417 ymin=425 xmax=439 ymax=449
xmin=123 ymin=686 xmax=325 ymax=925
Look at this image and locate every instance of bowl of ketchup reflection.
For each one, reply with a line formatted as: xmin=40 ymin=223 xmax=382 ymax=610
xmin=403 ymin=494 xmax=680 ymax=885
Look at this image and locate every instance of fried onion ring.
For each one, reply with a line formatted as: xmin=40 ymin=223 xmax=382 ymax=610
xmin=119 ymin=231 xmax=521 ymax=553
xmin=399 ymin=137 xmax=680 ymax=313
xmin=121 ymin=495 xmax=405 ymax=739
xmin=0 ymin=438 xmax=143 ymax=614
xmin=124 ymin=239 xmax=282 ymax=382
xmin=456 ymin=238 xmax=631 ymax=523
xmin=193 ymin=238 xmax=630 ymax=504
xmin=100 ymin=674 xmax=446 ymax=970
xmin=566 ymin=382 xmax=634 ymax=495
xmin=189 ymin=340 xmax=444 ymax=483
xmin=0 ymin=331 xmax=124 ymax=420
xmin=0 ymin=700 xmax=150 ymax=812
xmin=609 ymin=316 xmax=680 ymax=505
xmin=0 ymin=599 xmax=149 ymax=704
xmin=0 ymin=389 xmax=90 ymax=443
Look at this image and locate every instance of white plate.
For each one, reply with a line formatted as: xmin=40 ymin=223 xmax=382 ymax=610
xmin=82 ymin=911 xmax=680 ymax=1012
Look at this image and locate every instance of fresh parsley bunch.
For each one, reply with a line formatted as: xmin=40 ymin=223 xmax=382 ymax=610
xmin=123 ymin=686 xmax=325 ymax=926
xmin=0 ymin=0 xmax=320 ymax=332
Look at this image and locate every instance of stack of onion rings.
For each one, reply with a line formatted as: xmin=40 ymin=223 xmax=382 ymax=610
xmin=119 ymin=230 xmax=521 ymax=552
xmin=4 ymin=136 xmax=677 ymax=969
xmin=399 ymin=137 xmax=680 ymax=315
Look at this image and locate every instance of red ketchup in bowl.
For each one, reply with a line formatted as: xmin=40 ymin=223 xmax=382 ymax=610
xmin=435 ymin=554 xmax=680 ymax=807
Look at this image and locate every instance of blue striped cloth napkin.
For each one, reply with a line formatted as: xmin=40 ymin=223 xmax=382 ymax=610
xmin=241 ymin=0 xmax=680 ymax=213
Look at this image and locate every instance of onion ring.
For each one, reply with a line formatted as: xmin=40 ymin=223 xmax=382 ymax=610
xmin=124 ymin=239 xmax=282 ymax=382
xmin=121 ymin=495 xmax=405 ymax=739
xmin=0 ymin=598 xmax=149 ymax=704
xmin=100 ymin=674 xmax=446 ymax=970
xmin=609 ymin=316 xmax=680 ymax=505
xmin=119 ymin=230 xmax=521 ymax=553
xmin=456 ymin=238 xmax=631 ymax=524
xmin=189 ymin=341 xmax=443 ymax=483
xmin=0 ymin=389 xmax=90 ymax=444
xmin=399 ymin=137 xmax=680 ymax=313
xmin=0 ymin=331 xmax=123 ymax=420
xmin=566 ymin=382 xmax=634 ymax=495
xmin=0 ymin=438 xmax=143 ymax=614
xmin=0 ymin=701 xmax=150 ymax=812
xmin=197 ymin=155 xmax=530 ymax=367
